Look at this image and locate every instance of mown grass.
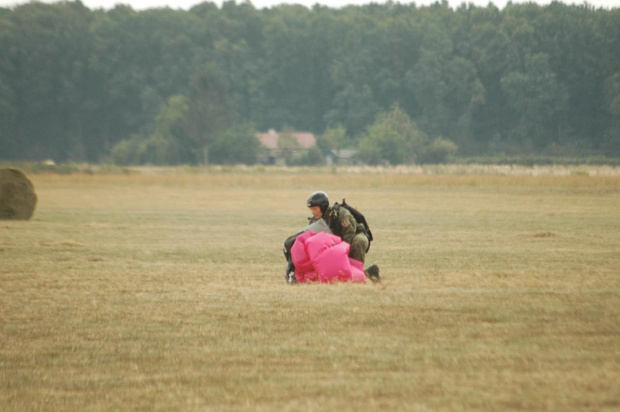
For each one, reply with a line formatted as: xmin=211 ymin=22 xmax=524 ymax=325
xmin=1 ymin=169 xmax=619 ymax=411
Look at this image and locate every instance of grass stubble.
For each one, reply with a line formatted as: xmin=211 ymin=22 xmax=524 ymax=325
xmin=1 ymin=169 xmax=619 ymax=411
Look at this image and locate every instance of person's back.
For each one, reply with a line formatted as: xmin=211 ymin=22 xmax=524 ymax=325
xmin=322 ymin=203 xmax=368 ymax=263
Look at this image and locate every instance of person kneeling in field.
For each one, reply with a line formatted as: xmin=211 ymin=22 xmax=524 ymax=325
xmin=283 ymin=191 xmax=380 ymax=284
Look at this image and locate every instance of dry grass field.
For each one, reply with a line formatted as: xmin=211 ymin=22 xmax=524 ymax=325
xmin=1 ymin=166 xmax=619 ymax=411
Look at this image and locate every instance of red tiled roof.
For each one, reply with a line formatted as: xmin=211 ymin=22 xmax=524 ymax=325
xmin=256 ymin=131 xmax=316 ymax=150
xmin=256 ymin=133 xmax=279 ymax=150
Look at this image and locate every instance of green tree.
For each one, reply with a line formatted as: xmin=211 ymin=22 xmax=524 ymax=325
xmin=357 ymin=104 xmax=428 ymax=165
xmin=107 ymin=7 xmax=202 ymax=133
xmin=152 ymin=94 xmax=192 ymax=164
xmin=186 ymin=65 xmax=234 ymax=164
xmin=467 ymin=18 xmax=517 ymax=153
xmin=320 ymin=125 xmax=352 ymax=152
xmin=1 ymin=1 xmax=98 ymax=161
xmin=110 ymin=94 xmax=191 ymax=165
xmin=406 ymin=18 xmax=484 ymax=149
xmin=252 ymin=4 xmax=336 ymax=133
xmin=204 ymin=1 xmax=264 ymax=126
xmin=500 ymin=53 xmax=568 ymax=150
xmin=209 ymin=122 xmax=260 ymax=164
xmin=1 ymin=1 xmax=619 ymax=163
xmin=602 ymin=73 xmax=620 ymax=155
xmin=325 ymin=11 xmax=380 ymax=136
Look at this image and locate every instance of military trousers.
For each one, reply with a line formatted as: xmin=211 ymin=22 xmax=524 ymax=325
xmin=349 ymin=233 xmax=369 ymax=263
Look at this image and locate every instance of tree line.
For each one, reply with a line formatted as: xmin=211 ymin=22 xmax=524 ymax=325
xmin=1 ymin=0 xmax=619 ymax=165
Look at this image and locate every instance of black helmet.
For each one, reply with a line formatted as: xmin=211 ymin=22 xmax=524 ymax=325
xmin=307 ymin=191 xmax=329 ymax=215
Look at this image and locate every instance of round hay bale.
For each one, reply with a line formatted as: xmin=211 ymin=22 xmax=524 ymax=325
xmin=0 ymin=168 xmax=37 ymax=220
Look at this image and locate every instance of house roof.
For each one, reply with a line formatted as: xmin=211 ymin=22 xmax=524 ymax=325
xmin=256 ymin=130 xmax=316 ymax=150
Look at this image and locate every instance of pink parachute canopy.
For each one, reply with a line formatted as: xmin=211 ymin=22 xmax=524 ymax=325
xmin=290 ymin=231 xmax=366 ymax=283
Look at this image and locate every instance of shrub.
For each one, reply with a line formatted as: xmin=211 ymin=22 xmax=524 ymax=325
xmin=110 ymin=138 xmax=141 ymax=166
xmin=420 ymin=137 xmax=458 ymax=164
xmin=209 ymin=123 xmax=260 ymax=165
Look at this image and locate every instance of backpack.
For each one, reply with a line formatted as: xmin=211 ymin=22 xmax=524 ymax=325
xmin=339 ymin=198 xmax=373 ymax=251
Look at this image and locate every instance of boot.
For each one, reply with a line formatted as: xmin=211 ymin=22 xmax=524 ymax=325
xmin=364 ymin=264 xmax=380 ymax=283
xmin=285 ymin=261 xmax=297 ymax=284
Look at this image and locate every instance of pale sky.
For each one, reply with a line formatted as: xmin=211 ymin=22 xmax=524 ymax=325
xmin=0 ymin=0 xmax=618 ymax=10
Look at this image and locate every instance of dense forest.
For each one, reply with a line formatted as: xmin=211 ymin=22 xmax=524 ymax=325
xmin=1 ymin=0 xmax=619 ymax=165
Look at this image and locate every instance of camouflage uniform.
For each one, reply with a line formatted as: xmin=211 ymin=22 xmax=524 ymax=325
xmin=313 ymin=203 xmax=370 ymax=263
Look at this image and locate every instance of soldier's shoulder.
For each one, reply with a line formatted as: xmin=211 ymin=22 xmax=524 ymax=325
xmin=337 ymin=204 xmax=353 ymax=219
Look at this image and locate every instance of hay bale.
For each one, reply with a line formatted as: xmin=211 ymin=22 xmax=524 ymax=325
xmin=0 ymin=168 xmax=37 ymax=220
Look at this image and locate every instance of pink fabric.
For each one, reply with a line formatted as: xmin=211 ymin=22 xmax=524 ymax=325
xmin=290 ymin=231 xmax=366 ymax=283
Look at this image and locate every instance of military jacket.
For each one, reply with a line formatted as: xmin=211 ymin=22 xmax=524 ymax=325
xmin=311 ymin=203 xmax=364 ymax=245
